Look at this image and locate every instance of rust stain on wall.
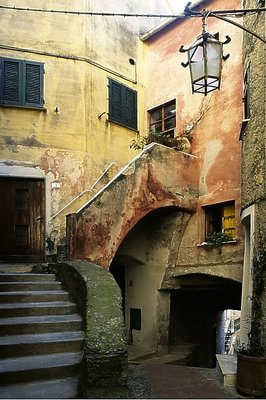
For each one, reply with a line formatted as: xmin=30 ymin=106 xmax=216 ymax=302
xmin=68 ymin=145 xmax=199 ymax=268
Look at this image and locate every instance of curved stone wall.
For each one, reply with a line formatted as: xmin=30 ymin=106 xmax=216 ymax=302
xmin=48 ymin=260 xmax=127 ymax=398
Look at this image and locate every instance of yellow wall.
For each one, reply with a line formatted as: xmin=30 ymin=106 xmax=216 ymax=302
xmin=0 ymin=0 xmax=155 ymax=249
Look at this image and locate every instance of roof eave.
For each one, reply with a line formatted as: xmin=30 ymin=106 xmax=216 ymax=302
xmin=140 ymin=0 xmax=210 ymax=41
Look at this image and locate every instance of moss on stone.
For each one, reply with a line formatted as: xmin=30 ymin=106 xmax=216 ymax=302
xmin=48 ymin=260 xmax=128 ymax=391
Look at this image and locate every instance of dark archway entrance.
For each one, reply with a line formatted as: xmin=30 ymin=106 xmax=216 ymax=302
xmin=109 ymin=262 xmax=126 ymax=318
xmin=110 ymin=206 xmax=188 ymax=349
xmin=109 ymin=206 xmax=242 ymax=365
xmin=168 ymin=274 xmax=242 ymax=368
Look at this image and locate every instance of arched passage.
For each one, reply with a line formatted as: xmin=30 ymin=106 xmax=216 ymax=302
xmin=109 ymin=207 xmax=242 ymax=367
xmin=168 ymin=274 xmax=241 ymax=367
xmin=110 ymin=206 xmax=192 ymax=350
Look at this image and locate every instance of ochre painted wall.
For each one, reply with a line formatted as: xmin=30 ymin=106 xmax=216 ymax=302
xmin=0 ymin=0 xmax=160 ymax=249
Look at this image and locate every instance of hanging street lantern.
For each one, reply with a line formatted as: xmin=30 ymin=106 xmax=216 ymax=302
xmin=178 ymin=1 xmax=265 ymax=95
xmin=180 ymin=31 xmax=231 ymax=95
xmin=179 ymin=9 xmax=231 ymax=96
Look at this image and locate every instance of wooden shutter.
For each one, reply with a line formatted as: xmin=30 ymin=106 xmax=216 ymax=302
xmin=109 ymin=78 xmax=137 ymax=130
xmin=1 ymin=59 xmax=21 ymax=105
xmin=24 ymin=62 xmax=44 ymax=107
xmin=222 ymin=203 xmax=235 ymax=238
xmin=124 ymin=87 xmax=137 ymax=130
xmin=0 ymin=58 xmax=43 ymax=108
xmin=109 ymin=79 xmax=123 ymax=123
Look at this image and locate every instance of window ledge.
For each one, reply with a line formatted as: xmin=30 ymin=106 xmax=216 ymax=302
xmin=0 ymin=104 xmax=47 ymax=112
xmin=197 ymin=240 xmax=237 ymax=248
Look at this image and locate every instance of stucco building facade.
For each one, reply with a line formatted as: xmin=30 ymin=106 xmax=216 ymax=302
xmin=240 ymin=0 xmax=266 ymax=370
xmin=0 ymin=0 xmax=172 ymax=259
xmin=0 ymin=0 xmax=245 ymax=367
xmin=67 ymin=0 xmax=244 ymax=366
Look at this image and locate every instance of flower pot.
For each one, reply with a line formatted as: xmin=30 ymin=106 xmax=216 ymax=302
xmin=236 ymin=352 xmax=266 ymax=397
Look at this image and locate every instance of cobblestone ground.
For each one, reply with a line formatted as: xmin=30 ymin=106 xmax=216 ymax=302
xmin=127 ymin=364 xmax=156 ymax=398
xmin=127 ymin=363 xmax=247 ymax=399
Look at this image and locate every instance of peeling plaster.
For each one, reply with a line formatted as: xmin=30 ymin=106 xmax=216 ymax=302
xmin=200 ymin=140 xmax=222 ymax=195
xmin=68 ymin=145 xmax=199 ymax=267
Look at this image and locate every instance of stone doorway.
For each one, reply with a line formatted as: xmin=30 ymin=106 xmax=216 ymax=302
xmin=0 ymin=177 xmax=45 ymax=261
xmin=168 ymin=274 xmax=242 ymax=368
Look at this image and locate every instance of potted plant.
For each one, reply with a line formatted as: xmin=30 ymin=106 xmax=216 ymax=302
xmin=201 ymin=231 xmax=233 ymax=251
xmin=130 ymin=98 xmax=211 ymax=154
xmin=130 ymin=130 xmax=192 ymax=153
xmin=236 ymin=250 xmax=266 ymax=397
xmin=236 ymin=346 xmax=265 ymax=397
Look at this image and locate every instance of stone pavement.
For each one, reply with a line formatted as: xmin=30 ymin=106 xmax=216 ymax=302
xmin=127 ymin=345 xmax=247 ymax=399
xmin=127 ymin=363 xmax=247 ymax=399
xmin=143 ymin=364 xmax=244 ymax=399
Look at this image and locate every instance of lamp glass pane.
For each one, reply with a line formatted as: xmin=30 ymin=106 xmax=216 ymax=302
xmin=190 ymin=61 xmax=204 ymax=81
xmin=206 ymin=42 xmax=222 ymax=78
xmin=190 ymin=44 xmax=203 ymax=62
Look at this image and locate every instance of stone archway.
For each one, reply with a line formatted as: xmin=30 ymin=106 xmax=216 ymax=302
xmin=109 ymin=203 xmax=242 ymax=366
xmin=166 ymin=274 xmax=242 ymax=367
xmin=67 ymin=144 xmax=198 ymax=266
xmin=109 ymin=206 xmax=192 ymax=351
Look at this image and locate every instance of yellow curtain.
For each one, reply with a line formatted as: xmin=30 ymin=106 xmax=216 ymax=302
xmin=222 ymin=204 xmax=235 ymax=238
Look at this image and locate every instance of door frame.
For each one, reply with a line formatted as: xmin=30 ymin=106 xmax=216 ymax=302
xmin=0 ymin=175 xmax=46 ymax=262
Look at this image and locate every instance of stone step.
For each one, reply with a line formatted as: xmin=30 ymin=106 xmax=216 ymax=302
xmin=216 ymin=354 xmax=237 ymax=387
xmin=0 ymin=281 xmax=63 ymax=291
xmin=0 ymin=377 xmax=80 ymax=399
xmin=0 ymin=331 xmax=85 ymax=357
xmin=0 ymin=290 xmax=70 ymax=303
xmin=0 ymin=352 xmax=83 ymax=384
xmin=0 ymin=268 xmax=84 ymax=397
xmin=0 ymin=301 xmax=78 ymax=317
xmin=0 ymin=314 xmax=83 ymax=335
xmin=0 ymin=265 xmax=40 ymax=273
xmin=0 ymin=273 xmax=56 ymax=282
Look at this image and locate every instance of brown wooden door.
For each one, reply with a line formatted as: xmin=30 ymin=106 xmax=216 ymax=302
xmin=0 ymin=177 xmax=45 ymax=261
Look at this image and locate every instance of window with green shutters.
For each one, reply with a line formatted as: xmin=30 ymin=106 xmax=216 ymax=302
xmin=0 ymin=58 xmax=44 ymax=108
xmin=108 ymin=78 xmax=137 ymax=130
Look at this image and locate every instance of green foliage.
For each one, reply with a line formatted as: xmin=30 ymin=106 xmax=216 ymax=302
xmin=203 ymin=231 xmax=233 ymax=249
xmin=249 ymin=250 xmax=266 ymax=356
xmin=129 ymin=134 xmax=147 ymax=150
xmin=237 ymin=249 xmax=266 ymax=357
xmin=130 ymin=131 xmax=180 ymax=151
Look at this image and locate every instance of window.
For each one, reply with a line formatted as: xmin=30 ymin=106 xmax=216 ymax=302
xmin=204 ymin=201 xmax=235 ymax=240
xmin=108 ymin=78 xmax=137 ymax=130
xmin=130 ymin=308 xmax=141 ymax=331
xmin=0 ymin=57 xmax=44 ymax=108
xmin=243 ymin=65 xmax=250 ymax=121
xmin=149 ymin=101 xmax=176 ymax=137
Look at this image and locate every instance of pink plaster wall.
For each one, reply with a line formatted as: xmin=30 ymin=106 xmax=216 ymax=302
xmin=68 ymin=0 xmax=244 ymax=273
xmin=144 ymin=0 xmax=243 ymax=248
xmin=67 ymin=144 xmax=199 ymax=268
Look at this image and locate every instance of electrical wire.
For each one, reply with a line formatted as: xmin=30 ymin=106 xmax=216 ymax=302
xmin=0 ymin=4 xmax=264 ymax=18
xmin=0 ymin=5 xmax=182 ymax=18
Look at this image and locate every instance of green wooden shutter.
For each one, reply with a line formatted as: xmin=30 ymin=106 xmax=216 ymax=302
xmin=124 ymin=87 xmax=137 ymax=130
xmin=1 ymin=59 xmax=21 ymax=105
xmin=109 ymin=79 xmax=123 ymax=123
xmin=0 ymin=58 xmax=43 ymax=108
xmin=109 ymin=78 xmax=137 ymax=130
xmin=24 ymin=62 xmax=44 ymax=107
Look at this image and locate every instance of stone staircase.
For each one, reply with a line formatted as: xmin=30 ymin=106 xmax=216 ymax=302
xmin=0 ymin=270 xmax=85 ymax=399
